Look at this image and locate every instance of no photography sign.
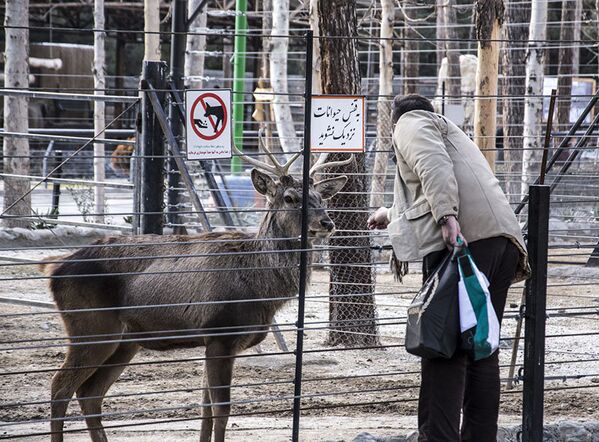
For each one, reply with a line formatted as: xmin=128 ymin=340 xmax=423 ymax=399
xmin=185 ymin=89 xmax=233 ymax=160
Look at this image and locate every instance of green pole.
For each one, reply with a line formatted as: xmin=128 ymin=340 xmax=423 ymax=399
xmin=231 ymin=0 xmax=247 ymax=173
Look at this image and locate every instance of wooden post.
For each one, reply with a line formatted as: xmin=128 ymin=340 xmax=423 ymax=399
xmin=473 ymin=0 xmax=504 ymax=172
xmin=140 ymin=61 xmax=167 ymax=234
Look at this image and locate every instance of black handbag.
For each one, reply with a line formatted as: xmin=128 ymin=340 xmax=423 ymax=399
xmin=405 ymin=250 xmax=461 ymax=359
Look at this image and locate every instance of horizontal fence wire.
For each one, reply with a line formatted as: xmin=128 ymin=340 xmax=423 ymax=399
xmin=2 ymin=1 xmax=599 ymax=440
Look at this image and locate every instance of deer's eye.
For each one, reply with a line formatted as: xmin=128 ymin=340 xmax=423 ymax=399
xmin=284 ymin=194 xmax=295 ymax=204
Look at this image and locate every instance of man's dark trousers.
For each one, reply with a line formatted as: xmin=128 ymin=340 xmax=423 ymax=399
xmin=417 ymin=236 xmax=519 ymax=442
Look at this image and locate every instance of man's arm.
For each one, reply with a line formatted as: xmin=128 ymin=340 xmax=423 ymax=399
xmin=398 ymin=114 xmax=466 ymax=248
xmin=397 ymin=114 xmax=459 ymax=223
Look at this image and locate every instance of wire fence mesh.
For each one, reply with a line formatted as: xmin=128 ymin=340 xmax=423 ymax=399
xmin=1 ymin=1 xmax=599 ymax=440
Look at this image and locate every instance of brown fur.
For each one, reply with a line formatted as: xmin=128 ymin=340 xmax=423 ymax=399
xmin=44 ymin=170 xmax=347 ymax=442
xmin=110 ymin=138 xmax=134 ymax=176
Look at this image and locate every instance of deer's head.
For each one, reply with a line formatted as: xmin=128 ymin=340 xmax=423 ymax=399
xmin=235 ymin=133 xmax=351 ymax=240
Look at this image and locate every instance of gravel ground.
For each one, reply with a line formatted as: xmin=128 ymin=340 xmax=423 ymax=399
xmin=0 ymin=245 xmax=598 ymax=441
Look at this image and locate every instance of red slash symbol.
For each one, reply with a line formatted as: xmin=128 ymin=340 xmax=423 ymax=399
xmin=190 ymin=92 xmax=228 ymax=141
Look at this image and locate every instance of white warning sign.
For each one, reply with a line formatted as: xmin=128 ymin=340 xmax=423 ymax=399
xmin=310 ymin=95 xmax=366 ymax=153
xmin=185 ymin=89 xmax=232 ymax=160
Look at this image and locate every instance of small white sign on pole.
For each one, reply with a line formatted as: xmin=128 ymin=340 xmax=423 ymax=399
xmin=310 ymin=95 xmax=366 ymax=152
xmin=185 ymin=89 xmax=232 ymax=160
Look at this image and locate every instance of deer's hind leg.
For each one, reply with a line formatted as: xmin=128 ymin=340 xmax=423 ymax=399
xmin=200 ymin=370 xmax=213 ymax=442
xmin=50 ymin=313 xmax=122 ymax=442
xmin=201 ymin=339 xmax=235 ymax=442
xmin=76 ymin=342 xmax=140 ymax=442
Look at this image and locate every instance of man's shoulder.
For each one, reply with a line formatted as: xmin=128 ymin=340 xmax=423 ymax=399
xmin=397 ymin=109 xmax=440 ymax=124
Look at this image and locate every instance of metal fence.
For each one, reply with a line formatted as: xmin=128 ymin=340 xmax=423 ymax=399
xmin=1 ymin=7 xmax=599 ymax=442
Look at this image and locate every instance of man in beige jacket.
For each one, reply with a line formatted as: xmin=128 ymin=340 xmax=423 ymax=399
xmin=368 ymin=95 xmax=529 ymax=442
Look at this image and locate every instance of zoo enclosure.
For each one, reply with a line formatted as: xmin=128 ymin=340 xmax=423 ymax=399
xmin=2 ymin=2 xmax=599 ymax=441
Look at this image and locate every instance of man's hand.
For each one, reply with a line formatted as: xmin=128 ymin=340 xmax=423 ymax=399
xmin=368 ymin=207 xmax=390 ymax=230
xmin=441 ymin=215 xmax=468 ymax=250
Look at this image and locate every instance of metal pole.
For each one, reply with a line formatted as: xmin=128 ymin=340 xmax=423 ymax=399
xmin=539 ymin=89 xmax=557 ymax=185
xmin=522 ymin=184 xmax=550 ymax=442
xmin=50 ymin=150 xmax=63 ymax=219
xmin=140 ymin=60 xmax=168 ymax=235
xmin=231 ymin=0 xmax=248 ymax=173
xmin=168 ymin=0 xmax=187 ymax=232
xmin=291 ymin=30 xmax=313 ymax=442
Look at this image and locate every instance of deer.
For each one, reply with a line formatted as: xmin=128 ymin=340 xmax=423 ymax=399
xmin=40 ymin=139 xmax=352 ymax=442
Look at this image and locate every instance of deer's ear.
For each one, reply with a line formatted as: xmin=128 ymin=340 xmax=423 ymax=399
xmin=251 ymin=169 xmax=277 ymax=197
xmin=314 ymin=176 xmax=347 ymax=200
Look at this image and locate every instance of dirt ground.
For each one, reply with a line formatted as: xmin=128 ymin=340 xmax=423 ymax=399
xmin=1 ymin=247 xmax=598 ymax=441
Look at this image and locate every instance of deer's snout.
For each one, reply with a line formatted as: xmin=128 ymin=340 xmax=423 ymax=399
xmin=320 ymin=218 xmax=335 ymax=232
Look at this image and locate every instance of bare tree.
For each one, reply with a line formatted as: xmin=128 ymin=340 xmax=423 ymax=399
xmin=557 ymin=0 xmax=576 ymax=139
xmin=309 ymin=0 xmax=323 ymax=94
xmin=521 ymin=0 xmax=548 ymax=196
xmin=572 ymin=0 xmax=583 ymax=75
xmin=144 ymin=0 xmax=161 ymax=61
xmin=401 ymin=0 xmax=419 ymax=96
xmin=370 ymin=0 xmax=395 ymax=208
xmin=317 ymin=0 xmax=379 ymax=346
xmin=3 ymin=0 xmax=31 ymax=228
xmin=270 ymin=0 xmax=300 ymax=157
xmin=502 ymin=0 xmax=531 ymax=203
xmin=473 ymin=0 xmax=504 ymax=171
xmin=439 ymin=0 xmax=461 ymax=103
xmin=93 ymin=0 xmax=106 ymax=223
xmin=185 ymin=0 xmax=208 ymax=89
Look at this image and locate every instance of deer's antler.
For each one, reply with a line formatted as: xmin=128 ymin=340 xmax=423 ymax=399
xmin=309 ymin=153 xmax=354 ymax=177
xmin=234 ymin=129 xmax=302 ymax=177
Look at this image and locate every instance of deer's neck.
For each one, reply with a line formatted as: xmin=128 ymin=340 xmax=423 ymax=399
xmin=255 ymin=210 xmax=302 ymax=251
xmin=252 ymin=209 xmax=311 ymax=296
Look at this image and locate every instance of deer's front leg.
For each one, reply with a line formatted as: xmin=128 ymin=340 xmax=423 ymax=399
xmin=203 ymin=340 xmax=234 ymax=442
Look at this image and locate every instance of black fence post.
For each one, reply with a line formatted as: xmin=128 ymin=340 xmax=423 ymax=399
xmin=522 ymin=184 xmax=550 ymax=442
xmin=167 ymin=0 xmax=187 ymax=233
xmin=291 ymin=30 xmax=313 ymax=442
xmin=140 ymin=61 xmax=168 ymax=234
xmin=50 ymin=150 xmax=63 ymax=219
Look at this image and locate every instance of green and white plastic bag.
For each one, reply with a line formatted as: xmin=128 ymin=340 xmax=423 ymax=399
xmin=457 ymin=250 xmax=500 ymax=360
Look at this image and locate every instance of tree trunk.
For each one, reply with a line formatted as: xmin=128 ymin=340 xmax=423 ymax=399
xmin=270 ymin=0 xmax=300 ymax=157
xmin=2 ymin=0 xmax=31 ymax=228
xmin=185 ymin=0 xmax=207 ymax=89
xmin=436 ymin=0 xmax=445 ymax=74
xmin=317 ymin=0 xmax=379 ymax=347
xmin=252 ymin=0 xmax=275 ymax=153
xmin=572 ymin=0 xmax=582 ymax=76
xmin=309 ymin=0 xmax=323 ymax=94
xmin=441 ymin=0 xmax=461 ymax=103
xmin=370 ymin=0 xmax=395 ymax=208
xmin=402 ymin=0 xmax=419 ymax=96
xmin=521 ymin=0 xmax=548 ymax=196
xmin=144 ymin=0 xmax=161 ymax=61
xmin=93 ymin=0 xmax=106 ymax=223
xmin=502 ymin=0 xmax=530 ymax=203
xmin=557 ymin=0 xmax=576 ymax=140
xmin=473 ymin=0 xmax=504 ymax=172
